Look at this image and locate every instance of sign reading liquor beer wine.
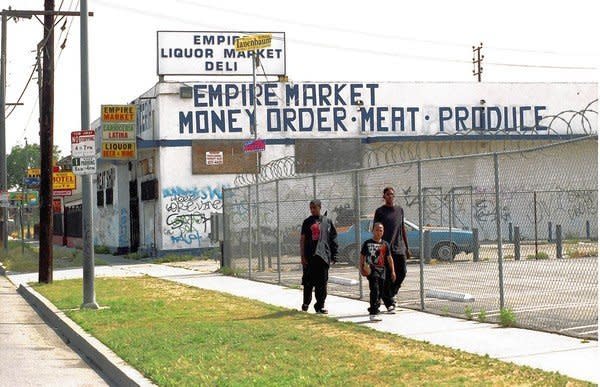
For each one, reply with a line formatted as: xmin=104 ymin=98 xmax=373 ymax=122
xmin=101 ymin=105 xmax=137 ymax=160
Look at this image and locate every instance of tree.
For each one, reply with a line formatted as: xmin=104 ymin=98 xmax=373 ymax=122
xmin=6 ymin=143 xmax=61 ymax=190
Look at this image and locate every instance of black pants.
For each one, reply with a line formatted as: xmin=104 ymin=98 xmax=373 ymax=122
xmin=384 ymin=254 xmax=407 ymax=306
xmin=368 ymin=270 xmax=385 ymax=314
xmin=302 ymin=256 xmax=329 ymax=310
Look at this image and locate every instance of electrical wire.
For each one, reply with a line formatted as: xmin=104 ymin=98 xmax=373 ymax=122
xmin=177 ymin=0 xmax=600 ymax=57
xmin=95 ymin=0 xmax=597 ymax=71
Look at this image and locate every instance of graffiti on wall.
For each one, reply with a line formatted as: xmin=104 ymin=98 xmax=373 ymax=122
xmin=119 ymin=208 xmax=128 ymax=246
xmin=163 ymin=185 xmax=224 ymax=247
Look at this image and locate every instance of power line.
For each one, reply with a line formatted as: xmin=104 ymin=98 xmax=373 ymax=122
xmin=15 ymin=0 xmax=74 ymax=144
xmin=5 ymin=0 xmax=67 ymax=121
xmin=95 ymin=0 xmax=597 ymax=71
xmin=176 ymin=0 xmax=600 ymax=57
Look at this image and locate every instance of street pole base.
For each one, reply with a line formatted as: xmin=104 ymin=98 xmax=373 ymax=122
xmin=81 ymin=301 xmax=100 ymax=309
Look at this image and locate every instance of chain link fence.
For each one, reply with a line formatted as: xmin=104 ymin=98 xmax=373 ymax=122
xmin=223 ymin=137 xmax=598 ymax=339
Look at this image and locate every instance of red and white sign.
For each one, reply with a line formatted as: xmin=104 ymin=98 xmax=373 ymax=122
xmin=53 ymin=189 xmax=73 ymax=197
xmin=71 ymin=130 xmax=96 ymax=175
xmin=243 ymin=139 xmax=266 ymax=153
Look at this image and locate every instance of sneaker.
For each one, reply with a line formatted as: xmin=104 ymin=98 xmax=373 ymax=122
xmin=370 ymin=314 xmax=382 ymax=322
xmin=315 ymin=308 xmax=328 ymax=314
xmin=301 ymin=304 xmax=309 ymax=312
xmin=386 ymin=305 xmax=396 ymax=314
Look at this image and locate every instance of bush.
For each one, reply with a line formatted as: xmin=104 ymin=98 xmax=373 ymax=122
xmin=500 ymin=308 xmax=517 ymax=327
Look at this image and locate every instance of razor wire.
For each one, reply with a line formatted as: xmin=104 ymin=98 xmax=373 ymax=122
xmin=234 ymin=99 xmax=598 ymax=186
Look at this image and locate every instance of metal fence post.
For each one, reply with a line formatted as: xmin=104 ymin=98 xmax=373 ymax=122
xmin=556 ymin=224 xmax=563 ymax=259
xmin=514 ymin=226 xmax=521 ymax=261
xmin=548 ymin=222 xmax=553 ymax=242
xmin=494 ymin=154 xmax=505 ymax=310
xmin=534 ymin=191 xmax=539 ymax=256
xmin=256 ymin=183 xmax=263 ymax=271
xmin=248 ymin=185 xmax=252 ymax=279
xmin=472 ymin=228 xmax=479 ymax=262
xmin=448 ymin=190 xmax=453 ymax=246
xmin=276 ymin=181 xmax=281 ymax=284
xmin=423 ymin=230 xmax=431 ymax=264
xmin=586 ymin=220 xmax=591 ymax=240
xmin=508 ymin=222 xmax=513 ymax=243
xmin=354 ymin=171 xmax=363 ymax=299
xmin=312 ymin=174 xmax=317 ymax=200
xmin=222 ymin=188 xmax=229 ymax=268
xmin=418 ymin=160 xmax=425 ymax=310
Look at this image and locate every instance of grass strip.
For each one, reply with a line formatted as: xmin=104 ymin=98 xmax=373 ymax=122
xmin=33 ymin=277 xmax=590 ymax=387
xmin=0 ymin=242 xmax=107 ymax=273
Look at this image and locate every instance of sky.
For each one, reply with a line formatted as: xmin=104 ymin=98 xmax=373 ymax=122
xmin=2 ymin=0 xmax=599 ymax=155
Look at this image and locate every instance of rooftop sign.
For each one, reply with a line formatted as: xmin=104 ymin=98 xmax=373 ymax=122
xmin=157 ymin=31 xmax=286 ymax=76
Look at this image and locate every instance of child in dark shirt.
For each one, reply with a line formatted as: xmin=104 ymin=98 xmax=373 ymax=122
xmin=359 ymin=222 xmax=396 ymax=321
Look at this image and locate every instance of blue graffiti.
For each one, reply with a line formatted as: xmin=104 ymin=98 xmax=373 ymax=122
xmin=119 ymin=208 xmax=128 ymax=246
xmin=162 ymin=185 xmax=224 ymax=200
xmin=170 ymin=231 xmax=201 ymax=246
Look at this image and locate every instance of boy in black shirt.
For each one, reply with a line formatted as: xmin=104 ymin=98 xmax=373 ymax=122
xmin=359 ymin=222 xmax=396 ymax=322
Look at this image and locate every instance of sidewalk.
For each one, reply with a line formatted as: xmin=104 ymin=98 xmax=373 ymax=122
xmin=0 ymin=275 xmax=110 ymax=386
xmin=7 ymin=261 xmax=599 ymax=384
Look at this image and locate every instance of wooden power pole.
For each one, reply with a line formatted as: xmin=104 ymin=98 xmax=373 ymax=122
xmin=472 ymin=42 xmax=484 ymax=82
xmin=39 ymin=0 xmax=55 ymax=283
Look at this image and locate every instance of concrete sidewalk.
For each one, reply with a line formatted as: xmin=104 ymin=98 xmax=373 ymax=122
xmin=7 ymin=262 xmax=599 ymax=384
xmin=0 ymin=275 xmax=111 ymax=386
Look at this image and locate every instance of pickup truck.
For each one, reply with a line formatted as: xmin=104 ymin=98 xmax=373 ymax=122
xmin=336 ymin=218 xmax=474 ymax=264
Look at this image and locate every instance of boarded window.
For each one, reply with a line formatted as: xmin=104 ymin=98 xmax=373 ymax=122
xmin=192 ymin=140 xmax=258 ymax=175
xmin=295 ymin=139 xmax=362 ymax=173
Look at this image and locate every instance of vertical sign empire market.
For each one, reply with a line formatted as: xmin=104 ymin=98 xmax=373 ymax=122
xmin=101 ymin=105 xmax=137 ymax=160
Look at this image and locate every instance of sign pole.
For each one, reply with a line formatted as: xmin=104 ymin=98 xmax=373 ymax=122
xmin=80 ymin=0 xmax=97 ymax=309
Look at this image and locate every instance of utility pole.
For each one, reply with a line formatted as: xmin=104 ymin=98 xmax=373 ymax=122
xmin=1 ymin=11 xmax=8 ymax=251
xmin=0 ymin=7 xmax=91 ymax=282
xmin=39 ymin=0 xmax=55 ymax=283
xmin=80 ymin=0 xmax=98 ymax=308
xmin=472 ymin=42 xmax=484 ymax=82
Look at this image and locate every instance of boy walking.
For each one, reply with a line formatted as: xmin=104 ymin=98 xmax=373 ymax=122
xmin=373 ymin=186 xmax=410 ymax=312
xmin=300 ymin=199 xmax=339 ymax=314
xmin=360 ymin=222 xmax=396 ymax=322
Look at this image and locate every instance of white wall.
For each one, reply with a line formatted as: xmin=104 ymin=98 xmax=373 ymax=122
xmin=158 ymin=146 xmax=237 ymax=250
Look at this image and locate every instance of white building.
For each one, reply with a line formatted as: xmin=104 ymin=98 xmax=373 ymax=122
xmin=75 ymin=81 xmax=596 ymax=255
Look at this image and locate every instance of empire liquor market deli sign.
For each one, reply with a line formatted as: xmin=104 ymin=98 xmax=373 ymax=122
xmin=157 ymin=31 xmax=285 ymax=76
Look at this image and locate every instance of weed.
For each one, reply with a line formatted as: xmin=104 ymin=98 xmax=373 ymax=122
xmin=94 ymin=245 xmax=111 ymax=254
xmin=566 ymin=248 xmax=598 ymax=258
xmin=526 ymin=252 xmax=549 ymax=260
xmin=218 ymin=266 xmax=245 ymax=277
xmin=477 ymin=309 xmax=487 ymax=323
xmin=155 ymin=254 xmax=197 ymax=263
xmin=442 ymin=306 xmax=450 ymax=316
xmin=500 ymin=308 xmax=517 ymax=327
xmin=464 ymin=305 xmax=473 ymax=320
xmin=124 ymin=251 xmax=149 ymax=260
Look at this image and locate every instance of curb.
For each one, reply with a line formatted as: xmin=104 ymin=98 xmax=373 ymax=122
xmin=17 ymin=283 xmax=156 ymax=387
